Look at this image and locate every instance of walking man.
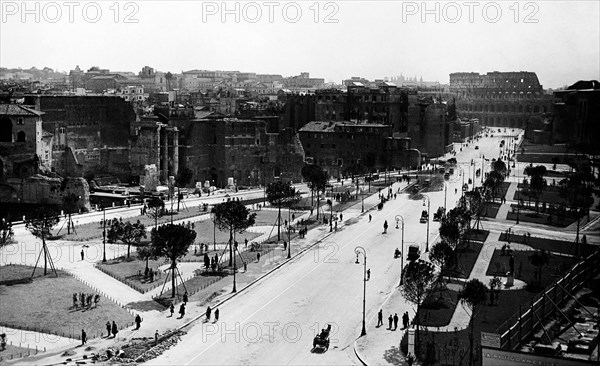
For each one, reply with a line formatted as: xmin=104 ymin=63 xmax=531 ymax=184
xmin=403 ymin=312 xmax=409 ymax=329
xmin=388 ymin=314 xmax=393 ymax=330
xmin=369 ymin=214 xmax=372 ymax=222
xmin=106 ymin=321 xmax=111 ymax=337
xmin=393 ymin=313 xmax=399 ymax=330
xmin=179 ymin=303 xmax=186 ymax=319
xmin=80 ymin=249 xmax=84 ymax=261
xmin=366 ymin=269 xmax=371 ymax=281
xmin=183 ymin=291 xmax=188 ymax=305
xmin=206 ymin=306 xmax=212 ymax=321
xmin=169 ymin=303 xmax=175 ymax=317
xmin=135 ymin=314 xmax=142 ymax=330
xmin=155 ymin=330 xmax=159 ymax=345
xmin=81 ymin=329 xmax=87 ymax=345
xmin=377 ymin=309 xmax=383 ymax=327
xmin=111 ymin=321 xmax=118 ymax=338
xmin=214 ymin=308 xmax=219 ymax=322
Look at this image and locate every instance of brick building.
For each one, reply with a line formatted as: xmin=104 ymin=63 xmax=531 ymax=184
xmin=184 ymin=118 xmax=305 ymax=187
xmin=298 ymin=121 xmax=420 ymax=178
xmin=552 ymin=80 xmax=600 ymax=151
xmin=450 ymin=71 xmax=553 ymax=128
xmin=314 ymin=83 xmax=409 ymax=133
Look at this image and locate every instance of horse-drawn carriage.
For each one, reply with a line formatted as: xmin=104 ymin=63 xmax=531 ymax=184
xmin=312 ymin=324 xmax=331 ymax=351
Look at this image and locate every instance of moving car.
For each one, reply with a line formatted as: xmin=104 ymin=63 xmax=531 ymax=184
xmin=407 ymin=245 xmax=420 ymax=261
xmin=420 ymin=210 xmax=428 ymax=223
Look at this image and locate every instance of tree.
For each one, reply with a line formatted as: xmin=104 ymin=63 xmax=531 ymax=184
xmin=400 ymin=260 xmax=437 ymax=351
xmin=25 ymin=206 xmax=60 ymax=276
xmin=429 ymin=240 xmax=455 ymax=277
xmin=483 ymin=170 xmax=504 ymax=202
xmin=459 ymin=279 xmax=488 ymax=366
xmin=464 ymin=188 xmax=485 ymax=230
xmin=528 ymin=250 xmax=550 ymax=286
xmin=429 ymin=240 xmax=455 ymax=299
xmin=491 ymin=159 xmax=507 ymax=178
xmin=151 ymin=224 xmax=196 ymax=298
xmin=439 ymin=206 xmax=470 ymax=250
xmin=0 ymin=218 xmax=14 ymax=274
xmin=524 ymin=165 xmax=547 ymax=209
xmin=266 ymin=181 xmax=301 ymax=241
xmin=62 ymin=193 xmax=80 ymax=235
xmin=211 ymin=201 xmax=256 ymax=266
xmin=137 ymin=243 xmax=157 ymax=273
xmin=146 ymin=196 xmax=165 ymax=228
xmin=301 ymin=164 xmax=329 ymax=219
xmin=109 ymin=220 xmax=147 ymax=258
xmin=488 ymin=277 xmax=502 ymax=306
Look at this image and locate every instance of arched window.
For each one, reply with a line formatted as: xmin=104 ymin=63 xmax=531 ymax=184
xmin=533 ymin=105 xmax=540 ymax=113
xmin=16 ymin=131 xmax=26 ymax=142
xmin=0 ymin=118 xmax=12 ymax=142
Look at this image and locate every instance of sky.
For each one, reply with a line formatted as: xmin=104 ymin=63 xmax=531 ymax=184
xmin=1 ymin=0 xmax=599 ymax=88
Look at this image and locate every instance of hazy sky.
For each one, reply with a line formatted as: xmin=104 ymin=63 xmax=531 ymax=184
xmin=1 ymin=0 xmax=599 ymax=88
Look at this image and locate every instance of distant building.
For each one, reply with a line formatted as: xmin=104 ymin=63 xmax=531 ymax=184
xmin=284 ymin=72 xmax=325 ymax=91
xmin=450 ymin=71 xmax=553 ymax=128
xmin=298 ymin=121 xmax=420 ymax=178
xmin=552 ymin=80 xmax=600 ymax=151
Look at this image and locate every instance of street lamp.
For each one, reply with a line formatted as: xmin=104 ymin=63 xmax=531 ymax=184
xmin=102 ymin=204 xmax=107 ymax=263
xmin=422 ymin=194 xmax=431 ymax=252
xmin=354 ymin=246 xmax=367 ymax=337
xmin=395 ymin=215 xmax=405 ymax=285
xmin=327 ymin=199 xmax=333 ymax=232
xmin=232 ymin=238 xmax=238 ymax=293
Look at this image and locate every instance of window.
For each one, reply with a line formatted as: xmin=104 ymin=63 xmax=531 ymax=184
xmin=17 ymin=118 xmax=24 ymax=125
xmin=16 ymin=131 xmax=25 ymax=142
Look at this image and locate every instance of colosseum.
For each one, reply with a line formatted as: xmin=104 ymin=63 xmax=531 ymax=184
xmin=450 ymin=71 xmax=554 ymax=128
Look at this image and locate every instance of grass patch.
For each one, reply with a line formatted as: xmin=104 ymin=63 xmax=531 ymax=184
xmin=506 ymin=211 xmax=576 ymax=228
xmin=469 ymin=229 xmax=489 ymax=243
xmin=444 ymin=242 xmax=484 ymax=279
xmin=480 ymin=202 xmax=501 ymax=219
xmin=498 ymin=232 xmax=597 ymax=256
xmin=485 ymin=249 xmax=578 ymax=289
xmin=96 ymin=256 xmax=169 ymax=293
xmin=0 ymin=344 xmax=41 ymax=361
xmin=153 ymin=273 xmax=223 ymax=304
xmin=0 ymin=265 xmax=134 ymax=340
xmin=418 ymin=289 xmax=459 ymax=328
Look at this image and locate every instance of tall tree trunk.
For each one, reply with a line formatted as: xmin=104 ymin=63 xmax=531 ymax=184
xmin=277 ymin=204 xmax=281 ymax=241
xmin=127 ymin=243 xmax=131 ymax=258
xmin=171 ymin=260 xmax=176 ymax=298
xmin=316 ymin=192 xmax=321 ymax=220
xmin=228 ymin=228 xmax=233 ymax=266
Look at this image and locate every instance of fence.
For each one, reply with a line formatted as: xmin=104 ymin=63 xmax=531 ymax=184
xmin=495 ymin=248 xmax=600 ymax=350
xmin=0 ymin=341 xmax=46 ymax=363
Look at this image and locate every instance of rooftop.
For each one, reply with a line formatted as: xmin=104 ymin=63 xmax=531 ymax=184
xmin=0 ymin=103 xmax=45 ymax=116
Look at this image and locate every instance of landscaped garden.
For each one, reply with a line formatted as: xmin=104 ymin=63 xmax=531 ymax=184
xmin=498 ymin=232 xmax=597 ymax=257
xmin=0 ymin=265 xmax=134 ymax=340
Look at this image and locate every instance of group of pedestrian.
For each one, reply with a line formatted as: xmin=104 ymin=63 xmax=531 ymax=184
xmin=205 ymin=306 xmax=220 ymax=322
xmin=377 ymin=310 xmax=411 ymax=331
xmin=298 ymin=226 xmax=308 ymax=239
xmin=204 ymin=253 xmax=220 ymax=272
xmin=105 ymin=321 xmax=119 ymax=338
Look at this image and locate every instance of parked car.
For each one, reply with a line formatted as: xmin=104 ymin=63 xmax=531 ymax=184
xmin=420 ymin=210 xmax=428 ymax=223
xmin=444 ymin=173 xmax=450 ymax=180
xmin=407 ymin=245 xmax=420 ymax=261
xmin=475 ymin=146 xmax=479 ymax=150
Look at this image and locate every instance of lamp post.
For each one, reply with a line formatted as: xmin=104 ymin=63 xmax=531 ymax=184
xmin=354 ymin=246 xmax=367 ymax=337
xmin=102 ymin=204 xmax=107 ymax=263
xmin=287 ymin=205 xmax=292 ymax=259
xmin=232 ymin=237 xmax=237 ymax=293
xmin=516 ymin=161 xmax=520 ymax=224
xmin=423 ymin=194 xmax=431 ymax=252
xmin=444 ymin=182 xmax=447 ymax=211
xmin=328 ymin=199 xmax=333 ymax=232
xmin=395 ymin=215 xmax=405 ymax=285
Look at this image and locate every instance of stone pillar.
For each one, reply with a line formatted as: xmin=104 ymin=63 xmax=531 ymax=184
xmin=407 ymin=328 xmax=415 ymax=356
xmin=172 ymin=128 xmax=179 ymax=176
xmin=161 ymin=128 xmax=168 ymax=183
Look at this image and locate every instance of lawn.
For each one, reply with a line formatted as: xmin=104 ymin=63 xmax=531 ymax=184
xmin=485 ymin=249 xmax=578 ymax=289
xmin=0 ymin=265 xmax=134 ymax=340
xmin=153 ymin=273 xmax=223 ymax=305
xmin=0 ymin=344 xmax=41 ymax=362
xmin=480 ymin=202 xmax=501 ymax=219
xmin=444 ymin=242 xmax=484 ymax=279
xmin=506 ymin=210 xmax=577 ymax=228
xmin=404 ymin=249 xmax=581 ymax=366
xmin=498 ymin=232 xmax=597 ymax=257
xmin=418 ymin=288 xmax=460 ymax=328
xmin=514 ymin=184 xmax=566 ymax=205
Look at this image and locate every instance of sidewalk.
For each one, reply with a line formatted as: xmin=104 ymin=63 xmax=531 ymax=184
xmin=354 ymin=229 xmax=531 ymax=365
xmin=5 ymin=182 xmax=396 ymax=365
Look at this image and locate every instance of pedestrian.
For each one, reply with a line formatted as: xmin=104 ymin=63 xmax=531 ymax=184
xmin=403 ymin=312 xmax=409 ymax=329
xmin=283 ymin=241 xmax=287 ymax=251
xmin=106 ymin=321 xmax=111 ymax=337
xmin=214 ymin=308 xmax=219 ymax=322
xmin=183 ymin=291 xmax=188 ymax=304
xmin=339 ymin=213 xmax=343 ymax=221
xmin=81 ymin=329 xmax=87 ymax=345
xmin=206 ymin=306 xmax=212 ymax=321
xmin=383 ymin=220 xmax=388 ymax=233
xmin=80 ymin=249 xmax=84 ymax=261
xmin=367 ymin=269 xmax=371 ymax=280
xmin=369 ymin=214 xmax=372 ymax=222
xmin=388 ymin=315 xmax=393 ymax=330
xmin=334 ymin=222 xmax=337 ymax=232
xmin=245 ymin=238 xmax=248 ymax=248
xmin=155 ymin=330 xmax=159 ymax=345
xmin=393 ymin=313 xmax=399 ymax=330
xmin=135 ymin=314 xmax=142 ymax=330
xmin=377 ymin=309 xmax=383 ymax=327
xmin=257 ymin=252 xmax=261 ymax=262
xmin=169 ymin=303 xmax=174 ymax=317
xmin=179 ymin=303 xmax=186 ymax=319
xmin=111 ymin=321 xmax=118 ymax=338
